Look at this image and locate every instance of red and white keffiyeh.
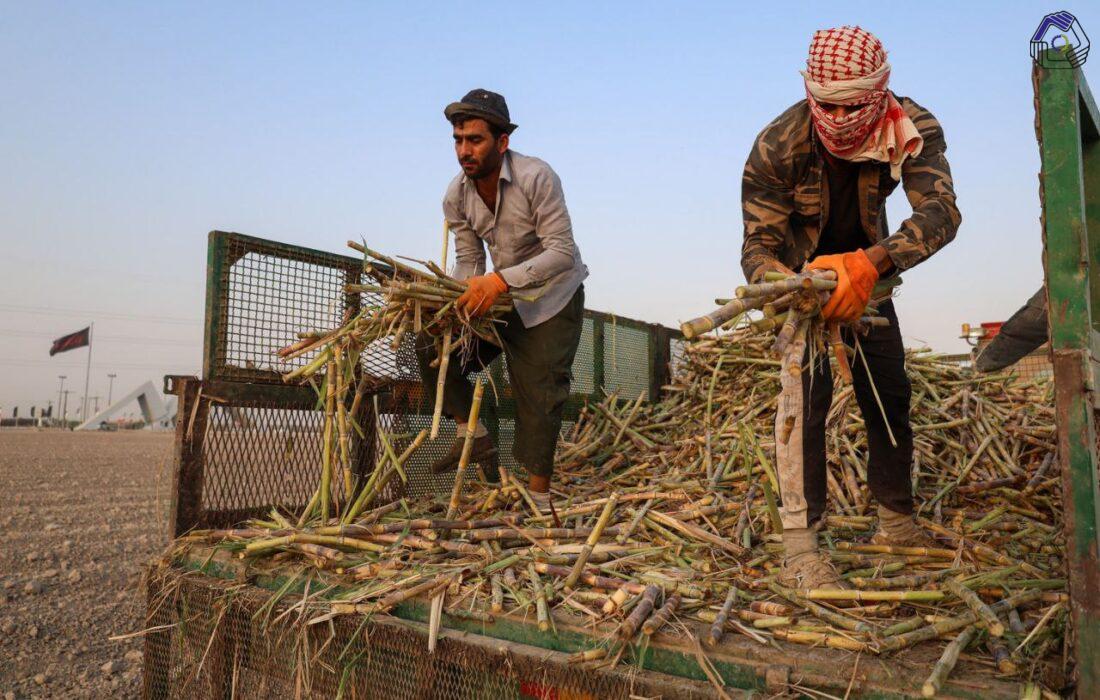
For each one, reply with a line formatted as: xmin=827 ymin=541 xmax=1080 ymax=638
xmin=800 ymin=26 xmax=922 ymax=180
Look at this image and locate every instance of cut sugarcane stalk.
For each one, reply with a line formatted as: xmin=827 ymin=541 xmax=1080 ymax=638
xmin=737 ymin=277 xmax=837 ymax=298
xmin=446 ymin=377 xmax=485 ymax=521
xmin=428 ymin=591 xmax=444 ymax=653
xmin=441 ymin=218 xmax=449 ymax=271
xmin=772 ymin=629 xmax=871 ymax=653
xmin=320 ymin=361 xmax=337 ymax=522
xmin=564 ymin=492 xmax=619 ymax=590
xmin=567 ymin=647 xmax=608 ymax=663
xmin=922 ymin=625 xmax=978 ymax=697
xmin=802 ymin=589 xmax=945 ymax=603
xmin=828 ymin=322 xmax=853 ymax=384
xmin=430 ymin=329 xmax=452 ymax=440
xmin=946 ymin=577 xmax=1005 ymax=636
xmin=705 ymin=586 xmax=739 ymax=647
xmin=618 ymin=585 xmax=660 ymax=640
xmin=642 ymin=592 xmax=680 ymax=635
xmin=680 ymin=296 xmax=766 ymax=339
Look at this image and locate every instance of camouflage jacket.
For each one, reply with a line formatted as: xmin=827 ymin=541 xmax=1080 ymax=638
xmin=740 ymin=95 xmax=961 ymax=283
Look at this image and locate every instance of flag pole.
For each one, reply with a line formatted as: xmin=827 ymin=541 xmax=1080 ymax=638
xmin=82 ymin=323 xmax=93 ymax=422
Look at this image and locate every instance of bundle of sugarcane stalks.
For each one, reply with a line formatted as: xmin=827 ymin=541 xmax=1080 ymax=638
xmin=270 ymin=241 xmax=524 ymax=523
xmin=171 ymin=268 xmax=1067 ymax=696
xmin=680 ymin=269 xmax=903 ymax=389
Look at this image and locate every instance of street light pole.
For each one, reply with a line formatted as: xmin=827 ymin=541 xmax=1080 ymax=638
xmin=107 ymin=373 xmax=117 ymax=406
xmin=61 ymin=390 xmax=70 ymax=427
xmin=57 ymin=376 xmax=67 ymax=428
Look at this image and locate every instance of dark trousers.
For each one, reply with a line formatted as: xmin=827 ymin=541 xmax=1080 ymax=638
xmin=776 ymin=300 xmax=914 ymax=529
xmin=414 ymin=286 xmax=584 ymax=478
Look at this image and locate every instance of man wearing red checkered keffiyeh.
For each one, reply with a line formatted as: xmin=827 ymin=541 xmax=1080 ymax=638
xmin=740 ymin=26 xmax=962 ymax=590
xmin=801 ymin=26 xmax=923 ymax=179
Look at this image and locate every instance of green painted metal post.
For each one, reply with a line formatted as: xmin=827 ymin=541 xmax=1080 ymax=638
xmin=1083 ymin=85 xmax=1100 ymax=330
xmin=202 ymin=231 xmax=229 ymax=381
xmin=1035 ymin=55 xmax=1100 ymax=695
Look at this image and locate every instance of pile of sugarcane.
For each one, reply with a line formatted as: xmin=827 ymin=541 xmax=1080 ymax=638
xmin=174 ymin=310 xmax=1068 ymax=696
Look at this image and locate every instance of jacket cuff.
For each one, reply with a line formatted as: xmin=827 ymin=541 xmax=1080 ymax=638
xmin=878 ymin=233 xmax=921 ymax=271
xmin=498 ymin=265 xmax=532 ymax=289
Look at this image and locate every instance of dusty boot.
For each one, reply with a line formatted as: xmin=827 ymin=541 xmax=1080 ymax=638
xmin=529 ymin=489 xmax=553 ymax=517
xmin=777 ymin=528 xmax=849 ymax=590
xmin=430 ymin=434 xmax=498 ymax=474
xmin=871 ymin=504 xmax=937 ymax=548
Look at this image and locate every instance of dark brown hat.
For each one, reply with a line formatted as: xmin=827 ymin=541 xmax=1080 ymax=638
xmin=444 ymin=89 xmax=517 ymax=134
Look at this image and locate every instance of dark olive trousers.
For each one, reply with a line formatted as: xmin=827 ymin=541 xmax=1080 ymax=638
xmin=414 ymin=287 xmax=584 ymax=478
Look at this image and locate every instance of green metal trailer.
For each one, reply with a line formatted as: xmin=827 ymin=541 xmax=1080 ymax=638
xmin=1035 ymin=50 xmax=1100 ymax=699
xmin=143 ymin=55 xmax=1099 ymax=698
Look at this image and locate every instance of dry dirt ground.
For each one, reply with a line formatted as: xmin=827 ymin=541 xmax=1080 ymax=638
xmin=0 ymin=429 xmax=173 ymax=699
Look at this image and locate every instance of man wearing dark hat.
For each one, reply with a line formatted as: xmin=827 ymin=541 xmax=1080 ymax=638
xmin=416 ymin=89 xmax=588 ymax=513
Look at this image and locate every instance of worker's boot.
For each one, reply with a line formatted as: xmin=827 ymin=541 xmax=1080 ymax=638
xmin=524 ymin=470 xmax=556 ymax=517
xmin=777 ymin=528 xmax=849 ymax=590
xmin=870 ymin=504 xmax=937 ymax=548
xmin=430 ymin=433 xmax=498 ymax=477
xmin=529 ymin=488 xmax=553 ymax=517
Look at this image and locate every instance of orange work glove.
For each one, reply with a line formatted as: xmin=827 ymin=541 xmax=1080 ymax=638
xmin=456 ymin=272 xmax=509 ymax=318
xmin=805 ymin=250 xmax=879 ymax=323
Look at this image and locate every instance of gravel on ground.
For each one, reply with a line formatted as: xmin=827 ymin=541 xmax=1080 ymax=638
xmin=0 ymin=429 xmax=172 ymax=699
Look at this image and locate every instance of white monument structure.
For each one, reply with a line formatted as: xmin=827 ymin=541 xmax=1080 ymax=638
xmin=75 ymin=380 xmax=177 ymax=431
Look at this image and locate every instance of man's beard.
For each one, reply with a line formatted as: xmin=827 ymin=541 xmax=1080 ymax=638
xmin=462 ymin=154 xmax=500 ymax=180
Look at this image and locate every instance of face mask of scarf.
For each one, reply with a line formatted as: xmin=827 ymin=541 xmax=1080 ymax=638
xmin=805 ymin=89 xmax=888 ymax=159
xmin=799 ymin=26 xmax=922 ymax=179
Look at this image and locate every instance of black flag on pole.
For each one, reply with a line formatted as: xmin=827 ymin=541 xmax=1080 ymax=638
xmin=49 ymin=327 xmax=91 ymax=356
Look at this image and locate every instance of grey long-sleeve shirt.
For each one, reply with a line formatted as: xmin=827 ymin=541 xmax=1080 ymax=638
xmin=444 ymin=150 xmax=588 ymax=328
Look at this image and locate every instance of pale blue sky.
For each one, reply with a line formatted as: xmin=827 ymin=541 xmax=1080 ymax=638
xmin=1 ymin=2 xmax=1096 ymax=413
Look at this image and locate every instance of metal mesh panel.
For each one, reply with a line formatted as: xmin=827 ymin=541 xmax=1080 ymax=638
xmin=199 ymin=404 xmax=328 ymax=517
xmin=224 ymin=251 xmax=350 ymax=379
xmin=208 ymin=233 xmax=615 ymax=393
xmin=1014 ymin=348 xmax=1053 ymax=380
xmin=379 ymin=410 xmax=467 ymax=497
xmin=192 ymin=403 xmax=575 ymax=528
xmin=937 ymin=349 xmax=1051 ymax=379
xmin=142 ymin=567 xmax=722 ymax=700
xmin=212 ymin=235 xmax=359 ymax=383
xmin=194 ymin=399 xmax=381 ymax=529
xmin=211 ymin=235 xmax=421 ymax=387
xmin=193 ymin=398 xmax=479 ymax=526
xmin=602 ymin=320 xmax=651 ymax=399
xmin=570 ymin=317 xmax=596 ymax=394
